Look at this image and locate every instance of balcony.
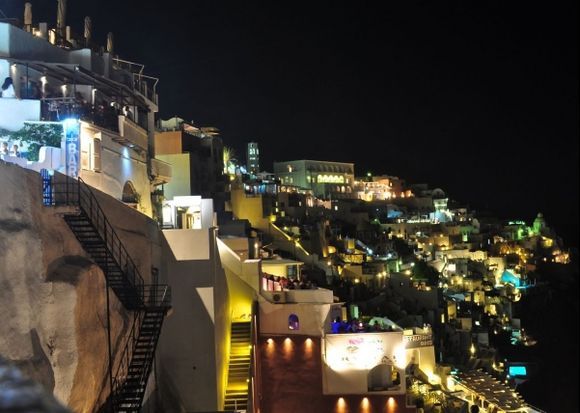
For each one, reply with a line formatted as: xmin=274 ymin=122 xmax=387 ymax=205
xmin=151 ymin=158 xmax=172 ymax=185
xmin=0 ymin=146 xmax=62 ymax=172
xmin=2 ymin=58 xmax=152 ymax=136
xmin=261 ymin=287 xmax=334 ymax=304
xmin=0 ymin=98 xmax=41 ymax=132
xmin=0 ymin=96 xmax=120 ymax=134
xmin=115 ymin=115 xmax=148 ymax=151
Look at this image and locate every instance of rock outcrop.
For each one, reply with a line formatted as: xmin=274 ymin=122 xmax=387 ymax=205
xmin=0 ymin=161 xmax=161 ymax=412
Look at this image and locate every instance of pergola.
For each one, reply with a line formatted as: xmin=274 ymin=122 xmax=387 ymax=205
xmin=452 ymin=370 xmax=528 ymax=412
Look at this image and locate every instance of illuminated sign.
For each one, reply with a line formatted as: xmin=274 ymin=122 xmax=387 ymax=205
xmin=317 ymin=174 xmax=345 ymax=184
xmin=508 ymin=366 xmax=527 ymax=377
xmin=323 ymin=332 xmax=406 ymax=395
xmin=63 ymin=119 xmax=80 ymax=178
xmin=403 ymin=334 xmax=433 ymax=349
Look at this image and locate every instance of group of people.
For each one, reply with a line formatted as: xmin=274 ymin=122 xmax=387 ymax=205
xmin=0 ymin=142 xmax=21 ymax=157
xmin=263 ymin=273 xmax=318 ymax=291
xmin=331 ymin=317 xmax=396 ymax=334
xmin=0 ymin=76 xmax=42 ymax=99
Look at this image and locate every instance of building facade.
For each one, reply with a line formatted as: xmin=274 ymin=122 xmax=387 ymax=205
xmin=0 ymin=20 xmax=169 ymax=217
xmin=155 ymin=119 xmax=227 ymax=219
xmin=274 ymin=159 xmax=355 ymax=199
xmin=246 ymin=141 xmax=260 ymax=175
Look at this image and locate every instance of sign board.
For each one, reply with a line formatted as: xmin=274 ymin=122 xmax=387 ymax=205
xmin=322 ymin=332 xmax=406 ymax=395
xmin=63 ymin=119 xmax=80 ymax=178
xmin=403 ymin=334 xmax=433 ymax=349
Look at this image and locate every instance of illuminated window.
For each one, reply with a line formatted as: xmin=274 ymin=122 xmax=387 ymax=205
xmin=317 ymin=174 xmax=345 ymax=184
xmin=93 ymin=138 xmax=101 ymax=172
xmin=288 ymin=314 xmax=299 ymax=330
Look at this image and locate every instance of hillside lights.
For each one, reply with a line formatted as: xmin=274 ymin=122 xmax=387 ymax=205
xmin=470 ymin=343 xmax=477 ymax=356
xmin=446 ymin=376 xmax=456 ymax=391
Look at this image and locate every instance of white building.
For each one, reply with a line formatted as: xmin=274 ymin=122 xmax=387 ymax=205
xmin=0 ymin=19 xmax=170 ymax=217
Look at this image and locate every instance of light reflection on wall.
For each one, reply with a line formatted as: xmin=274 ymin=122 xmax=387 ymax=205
xmin=360 ymin=397 xmax=371 ymax=413
xmin=266 ymin=338 xmax=275 ymax=357
xmin=387 ymin=396 xmax=397 ymax=413
xmin=121 ymin=146 xmax=132 ymax=177
xmin=335 ymin=397 xmax=347 ymax=413
xmin=304 ymin=337 xmax=313 ymax=356
xmin=283 ymin=337 xmax=293 ymax=360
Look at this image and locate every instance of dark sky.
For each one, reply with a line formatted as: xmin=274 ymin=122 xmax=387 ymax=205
xmin=2 ymin=1 xmax=578 ymax=244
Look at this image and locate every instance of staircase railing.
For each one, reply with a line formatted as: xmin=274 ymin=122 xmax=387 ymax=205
xmin=45 ymin=173 xmax=172 ymax=412
xmin=111 ymin=308 xmax=145 ymax=401
xmin=249 ymin=301 xmax=259 ymax=413
xmin=111 ymin=285 xmax=171 ymax=404
xmin=48 ymin=173 xmax=145 ymax=303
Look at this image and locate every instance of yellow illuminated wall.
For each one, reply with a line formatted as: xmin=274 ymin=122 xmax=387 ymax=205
xmin=230 ymin=188 xmax=270 ymax=230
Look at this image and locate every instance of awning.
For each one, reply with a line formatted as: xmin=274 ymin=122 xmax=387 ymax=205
xmin=4 ymin=58 xmax=150 ymax=108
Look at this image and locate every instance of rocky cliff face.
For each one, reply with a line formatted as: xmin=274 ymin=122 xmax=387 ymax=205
xmin=0 ymin=161 xmax=157 ymax=412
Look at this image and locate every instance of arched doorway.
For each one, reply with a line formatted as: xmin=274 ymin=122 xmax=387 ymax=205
xmin=121 ymin=181 xmax=139 ymax=205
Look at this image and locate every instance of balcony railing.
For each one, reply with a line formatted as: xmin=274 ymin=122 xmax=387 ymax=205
xmin=41 ymin=97 xmax=120 ymax=132
xmin=1 ymin=95 xmax=149 ymax=136
xmin=112 ymin=57 xmax=159 ymax=105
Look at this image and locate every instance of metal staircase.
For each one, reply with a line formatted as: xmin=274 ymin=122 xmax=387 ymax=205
xmin=44 ymin=173 xmax=170 ymax=412
xmin=224 ymin=322 xmax=252 ymax=412
xmin=112 ymin=304 xmax=168 ymax=413
xmin=63 ymin=212 xmax=144 ymax=310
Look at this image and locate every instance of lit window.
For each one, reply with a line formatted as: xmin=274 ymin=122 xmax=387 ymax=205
xmin=288 ymin=314 xmax=299 ymax=330
xmin=93 ymin=138 xmax=101 ymax=172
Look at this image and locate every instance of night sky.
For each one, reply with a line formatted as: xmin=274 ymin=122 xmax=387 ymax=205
xmin=2 ymin=1 xmax=578 ymax=244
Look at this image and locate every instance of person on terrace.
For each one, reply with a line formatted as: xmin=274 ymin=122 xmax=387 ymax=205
xmin=1 ymin=77 xmax=17 ymax=98
xmin=11 ymin=144 xmax=20 ymax=157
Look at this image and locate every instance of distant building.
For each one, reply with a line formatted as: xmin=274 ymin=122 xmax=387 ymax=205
xmin=247 ymin=141 xmax=260 ymax=175
xmin=273 ymin=159 xmax=355 ymax=199
xmin=353 ymin=175 xmax=411 ymax=201
xmin=155 ymin=118 xmax=227 ymax=218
